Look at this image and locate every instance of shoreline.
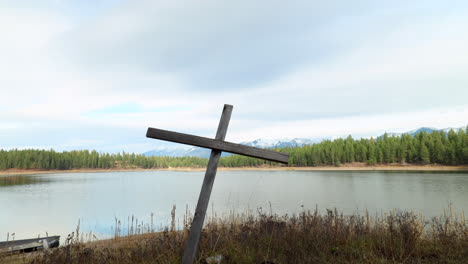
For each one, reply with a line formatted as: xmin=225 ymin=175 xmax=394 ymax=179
xmin=1 ymin=164 xmax=467 ymax=175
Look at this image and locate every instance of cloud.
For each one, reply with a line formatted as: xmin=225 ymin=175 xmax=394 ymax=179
xmin=1 ymin=0 xmax=468 ymax=152
xmin=227 ymin=106 xmax=468 ymax=142
xmin=56 ymin=0 xmax=391 ymax=90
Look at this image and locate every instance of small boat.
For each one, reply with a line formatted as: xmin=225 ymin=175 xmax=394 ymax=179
xmin=0 ymin=236 xmax=60 ymax=253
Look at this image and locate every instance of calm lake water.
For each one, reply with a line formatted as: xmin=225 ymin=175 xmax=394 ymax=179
xmin=1 ymin=170 xmax=468 ymax=242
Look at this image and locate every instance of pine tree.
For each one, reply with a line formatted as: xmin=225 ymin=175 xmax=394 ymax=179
xmin=367 ymin=138 xmax=377 ymax=165
xmin=420 ymin=144 xmax=430 ymax=164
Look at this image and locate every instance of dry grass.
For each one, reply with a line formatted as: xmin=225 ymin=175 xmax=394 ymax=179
xmin=2 ymin=207 xmax=468 ymax=264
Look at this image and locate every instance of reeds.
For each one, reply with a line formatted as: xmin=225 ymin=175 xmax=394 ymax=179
xmin=4 ymin=205 xmax=468 ymax=264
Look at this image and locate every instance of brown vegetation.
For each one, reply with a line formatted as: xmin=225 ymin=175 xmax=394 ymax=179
xmin=2 ymin=207 xmax=468 ymax=264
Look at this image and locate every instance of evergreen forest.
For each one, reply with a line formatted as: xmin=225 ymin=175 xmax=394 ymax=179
xmin=1 ymin=127 xmax=467 ymax=170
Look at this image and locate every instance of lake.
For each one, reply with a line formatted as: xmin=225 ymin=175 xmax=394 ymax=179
xmin=1 ymin=170 xmax=467 ymax=242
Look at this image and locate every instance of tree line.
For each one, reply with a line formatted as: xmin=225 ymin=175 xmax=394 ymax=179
xmin=1 ymin=127 xmax=467 ymax=170
xmin=220 ymin=127 xmax=468 ymax=167
xmin=0 ymin=149 xmax=208 ymax=170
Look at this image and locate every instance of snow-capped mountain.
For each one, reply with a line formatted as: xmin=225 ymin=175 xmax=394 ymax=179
xmin=143 ymin=146 xmax=195 ymax=157
xmin=385 ymin=126 xmax=464 ymax=137
xmin=242 ymin=138 xmax=316 ymax=149
xmin=143 ymin=137 xmax=317 ymax=158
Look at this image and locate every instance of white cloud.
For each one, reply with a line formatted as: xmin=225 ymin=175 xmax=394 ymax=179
xmin=1 ymin=1 xmax=467 ymax=152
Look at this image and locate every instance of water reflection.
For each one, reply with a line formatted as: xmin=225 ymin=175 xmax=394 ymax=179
xmin=0 ymin=175 xmax=50 ymax=187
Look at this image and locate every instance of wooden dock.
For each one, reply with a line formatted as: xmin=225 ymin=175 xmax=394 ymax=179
xmin=0 ymin=236 xmax=60 ymax=253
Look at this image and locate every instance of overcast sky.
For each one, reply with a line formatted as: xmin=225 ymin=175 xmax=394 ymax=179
xmin=1 ymin=0 xmax=467 ymax=153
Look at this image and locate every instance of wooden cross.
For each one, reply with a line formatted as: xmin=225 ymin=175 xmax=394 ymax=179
xmin=146 ymin=104 xmax=289 ymax=264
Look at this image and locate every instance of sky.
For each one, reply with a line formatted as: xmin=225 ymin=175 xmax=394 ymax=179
xmin=1 ymin=0 xmax=468 ymax=153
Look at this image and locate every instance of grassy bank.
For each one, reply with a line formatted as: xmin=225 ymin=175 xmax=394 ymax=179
xmin=3 ymin=207 xmax=468 ymax=264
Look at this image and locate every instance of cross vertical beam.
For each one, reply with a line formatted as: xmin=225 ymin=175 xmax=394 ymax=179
xmin=146 ymin=104 xmax=289 ymax=263
xmin=181 ymin=104 xmax=233 ymax=264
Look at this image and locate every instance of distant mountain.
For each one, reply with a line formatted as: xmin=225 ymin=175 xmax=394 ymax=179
xmin=385 ymin=126 xmax=464 ymax=138
xmin=143 ymin=137 xmax=317 ymax=158
xmin=242 ymin=138 xmax=316 ymax=149
xmin=143 ymin=147 xmax=195 ymax=158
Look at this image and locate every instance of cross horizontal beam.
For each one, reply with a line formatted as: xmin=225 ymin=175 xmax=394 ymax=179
xmin=146 ymin=127 xmax=289 ymax=164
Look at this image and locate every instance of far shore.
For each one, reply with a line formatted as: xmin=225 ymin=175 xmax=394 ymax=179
xmin=1 ymin=163 xmax=467 ymax=176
